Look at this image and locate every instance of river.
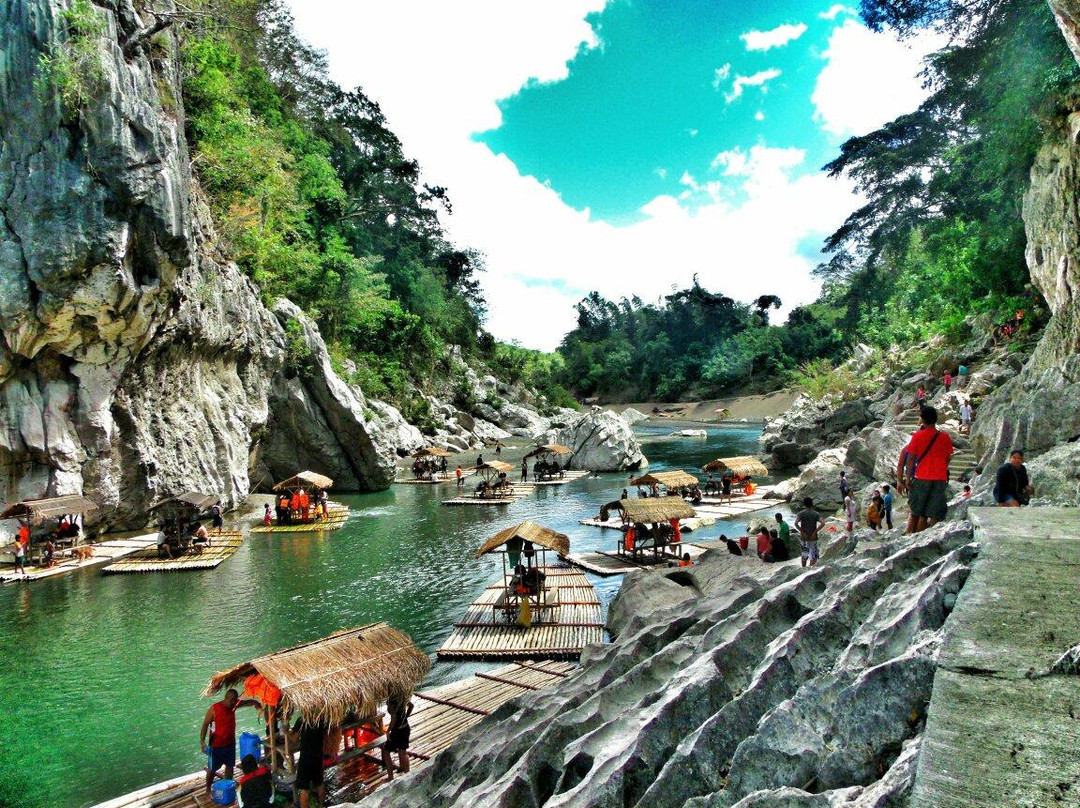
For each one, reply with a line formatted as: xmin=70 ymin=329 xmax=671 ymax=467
xmin=0 ymin=425 xmax=768 ymax=808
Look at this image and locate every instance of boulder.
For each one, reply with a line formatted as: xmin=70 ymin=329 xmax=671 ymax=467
xmin=621 ymin=407 xmax=649 ymax=425
xmin=844 ymin=425 xmax=912 ymax=483
xmin=549 ymin=407 xmax=647 ymax=471
xmin=672 ymin=429 xmax=708 ymax=437
xmin=1022 ymin=441 xmax=1080 ymax=506
xmin=769 ymin=441 xmax=816 ymax=469
xmin=777 ymin=448 xmax=868 ymax=510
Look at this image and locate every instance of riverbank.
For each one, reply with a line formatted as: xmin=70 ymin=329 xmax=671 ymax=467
xmin=603 ymin=389 xmax=798 ymax=425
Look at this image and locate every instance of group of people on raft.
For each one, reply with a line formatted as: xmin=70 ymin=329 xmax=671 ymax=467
xmin=529 ymin=458 xmax=565 ymax=481
xmin=157 ymin=518 xmax=212 ymax=558
xmin=411 ymin=456 xmax=448 ymax=481
xmin=620 ymin=519 xmax=683 ymax=558
xmin=272 ymin=489 xmax=329 ymax=525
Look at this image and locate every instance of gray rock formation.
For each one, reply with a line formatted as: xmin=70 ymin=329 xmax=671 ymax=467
xmin=620 ymin=407 xmax=649 ymax=425
xmin=361 ymin=521 xmax=976 ymax=808
xmin=761 ymin=395 xmax=871 ymax=470
xmin=0 ymin=1 xmax=435 ymax=522
xmin=770 ymin=448 xmax=865 ymax=510
xmin=547 ymin=406 xmax=646 ymax=471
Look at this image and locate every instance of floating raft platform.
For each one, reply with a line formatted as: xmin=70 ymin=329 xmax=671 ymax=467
xmin=531 ymin=470 xmax=591 ymax=486
xmin=564 ymin=542 xmax=708 ymax=576
xmin=249 ymin=502 xmax=350 ymax=533
xmin=92 ymin=660 xmax=576 ymax=808
xmin=103 ymin=532 xmax=244 ymax=574
xmin=579 ymin=485 xmax=777 ymax=530
xmin=441 ymin=484 xmax=536 ymax=506
xmin=0 ymin=533 xmax=160 ymax=584
xmin=437 ymin=566 xmax=603 ymax=659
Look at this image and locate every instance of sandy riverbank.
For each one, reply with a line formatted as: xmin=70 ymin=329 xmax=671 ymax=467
xmin=602 ymin=389 xmax=798 ymax=425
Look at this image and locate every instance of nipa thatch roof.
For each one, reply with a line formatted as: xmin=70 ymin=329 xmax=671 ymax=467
xmin=412 ymin=447 xmax=452 ymax=458
xmin=149 ymin=491 xmax=220 ymax=512
xmin=475 ymin=520 xmax=570 ymax=558
xmin=630 ymin=470 xmax=699 ymax=489
xmin=618 ymin=496 xmax=696 ymax=522
xmin=523 ymin=444 xmax=573 ymax=459
xmin=273 ymin=471 xmax=334 ymax=491
xmin=203 ymin=623 xmax=430 ymax=727
xmin=1 ymin=495 xmax=98 ymax=521
xmin=476 ymin=460 xmax=514 ymax=473
xmin=703 ymin=456 xmax=768 ymax=476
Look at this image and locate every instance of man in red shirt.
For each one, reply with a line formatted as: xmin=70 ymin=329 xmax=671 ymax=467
xmin=200 ymin=688 xmax=259 ymax=794
xmin=896 ymin=406 xmax=954 ymax=534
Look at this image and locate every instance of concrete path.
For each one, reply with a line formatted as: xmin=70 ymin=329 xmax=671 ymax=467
xmin=911 ymin=507 xmax=1080 ymax=807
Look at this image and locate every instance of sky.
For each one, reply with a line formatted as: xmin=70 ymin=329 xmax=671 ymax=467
xmin=286 ymin=0 xmax=941 ymax=351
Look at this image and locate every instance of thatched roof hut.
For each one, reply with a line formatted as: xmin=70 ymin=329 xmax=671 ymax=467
xmin=272 ymin=471 xmax=334 ymax=492
xmin=475 ymin=521 xmax=570 ymax=558
xmin=412 ymin=447 xmax=452 ymax=458
xmin=618 ymin=496 xmax=696 ymax=522
xmin=476 ymin=460 xmax=514 ymax=473
xmin=1 ymin=495 xmax=98 ymax=522
xmin=203 ymin=623 xmax=430 ymax=726
xmin=149 ymin=491 xmax=220 ymax=512
xmin=703 ymin=456 xmax=768 ymax=476
xmin=630 ymin=470 xmax=699 ymax=489
xmin=523 ymin=444 xmax=572 ymax=459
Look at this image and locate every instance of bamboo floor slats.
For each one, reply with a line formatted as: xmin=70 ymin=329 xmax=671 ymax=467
xmin=249 ymin=503 xmax=349 ymax=533
xmin=395 ymin=470 xmax=476 ymax=485
xmin=96 ymin=661 xmax=577 ymax=808
xmin=564 ymin=542 xmax=707 ymax=576
xmin=437 ymin=566 xmax=603 ymax=659
xmin=0 ymin=534 xmax=160 ymax=584
xmin=441 ymin=483 xmax=536 ymax=506
xmin=103 ymin=532 xmax=245 ymax=574
xmin=531 ymin=470 xmax=591 ymax=486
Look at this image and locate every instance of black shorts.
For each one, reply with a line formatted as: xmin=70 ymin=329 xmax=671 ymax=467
xmin=386 ymin=725 xmax=411 ymax=751
xmin=908 ymin=478 xmax=949 ymax=520
xmin=294 ymin=754 xmax=324 ymax=790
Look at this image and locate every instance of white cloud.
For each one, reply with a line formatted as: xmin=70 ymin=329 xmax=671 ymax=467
xmin=712 ymin=63 xmax=732 ymax=88
xmin=812 ymin=20 xmax=945 ymax=136
xmin=755 ymin=111 xmax=765 ymax=121
xmin=285 ymin=3 xmax=871 ymax=350
xmin=740 ymin=22 xmax=808 ymax=51
xmin=819 ymin=4 xmax=855 ymax=20
xmin=724 ymin=68 xmax=782 ymax=103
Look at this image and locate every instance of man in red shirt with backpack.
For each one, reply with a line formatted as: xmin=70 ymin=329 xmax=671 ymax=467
xmin=896 ymin=406 xmax=954 ymax=534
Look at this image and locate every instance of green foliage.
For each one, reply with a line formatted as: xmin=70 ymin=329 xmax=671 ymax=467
xmin=178 ymin=0 xmax=488 ymax=413
xmin=36 ymin=0 xmax=106 ymax=114
xmin=819 ymin=0 xmax=1078 ymax=348
xmin=788 ymin=359 xmax=875 ymax=402
xmin=283 ymin=318 xmax=313 ymax=380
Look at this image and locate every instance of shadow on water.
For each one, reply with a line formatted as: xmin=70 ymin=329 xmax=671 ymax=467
xmin=0 ymin=426 xmax=766 ymax=808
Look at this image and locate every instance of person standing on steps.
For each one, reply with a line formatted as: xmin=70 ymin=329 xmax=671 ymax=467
xmin=959 ymin=398 xmax=973 ymax=435
xmin=957 ymin=363 xmax=968 ymax=389
xmin=896 ymin=406 xmax=954 ymax=534
xmin=943 ymin=369 xmax=952 ymax=393
xmin=881 ymin=484 xmax=894 ymax=530
xmin=794 ymin=497 xmax=822 ymax=568
xmin=839 ymin=470 xmax=851 ymax=504
xmin=995 ymin=450 xmax=1033 ymax=507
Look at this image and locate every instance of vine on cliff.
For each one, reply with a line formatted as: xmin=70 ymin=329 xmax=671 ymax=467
xmin=36 ymin=0 xmax=107 ymax=116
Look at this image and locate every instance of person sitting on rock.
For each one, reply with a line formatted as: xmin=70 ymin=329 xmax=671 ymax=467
xmin=769 ymin=529 xmax=790 ymax=562
xmin=756 ymin=527 xmax=773 ymax=562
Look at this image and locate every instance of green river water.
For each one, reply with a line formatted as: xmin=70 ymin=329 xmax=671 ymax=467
xmin=0 ymin=426 xmax=768 ymax=808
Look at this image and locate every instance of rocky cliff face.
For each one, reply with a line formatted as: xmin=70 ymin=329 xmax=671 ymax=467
xmin=0 ymin=0 xmax=414 ymax=522
xmin=362 ymin=523 xmax=975 ymax=808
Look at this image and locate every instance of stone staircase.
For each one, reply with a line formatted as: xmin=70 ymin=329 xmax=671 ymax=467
xmin=892 ymin=406 xmax=978 ymax=482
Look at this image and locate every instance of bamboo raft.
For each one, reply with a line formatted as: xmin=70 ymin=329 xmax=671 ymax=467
xmin=0 ymin=534 xmax=160 ymax=584
xmin=564 ymin=542 xmax=707 ymax=576
xmin=103 ymin=532 xmax=245 ymax=574
xmin=249 ymin=502 xmax=350 ymax=533
xmin=530 ymin=470 xmax=591 ymax=486
xmin=579 ymin=486 xmax=778 ymax=530
xmin=91 ymin=660 xmax=576 ymax=808
xmin=437 ymin=566 xmax=603 ymax=659
xmin=441 ymin=483 xmax=536 ymax=506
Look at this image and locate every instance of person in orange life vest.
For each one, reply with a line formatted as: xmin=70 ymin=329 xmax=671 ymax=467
xmin=290 ymin=491 xmax=301 ymax=521
xmin=669 ymin=518 xmax=682 ymax=544
xmin=678 ymin=553 xmax=693 ymax=567
xmin=299 ymin=489 xmax=310 ymax=523
xmin=624 ymin=524 xmax=636 ymax=553
xmin=200 ymin=688 xmax=259 ymax=794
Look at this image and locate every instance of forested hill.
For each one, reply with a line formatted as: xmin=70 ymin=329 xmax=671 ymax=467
xmin=176 ymin=0 xmax=490 ymax=422
xmin=553 ymin=0 xmax=1076 ymax=403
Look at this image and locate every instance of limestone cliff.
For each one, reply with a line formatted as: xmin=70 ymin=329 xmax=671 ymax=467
xmin=0 ymin=0 xmax=409 ymax=523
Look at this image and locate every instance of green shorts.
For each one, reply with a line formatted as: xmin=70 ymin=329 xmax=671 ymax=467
xmin=908 ymin=478 xmax=949 ymax=520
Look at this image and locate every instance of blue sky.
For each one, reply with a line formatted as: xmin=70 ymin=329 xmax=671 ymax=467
xmin=289 ymin=1 xmax=939 ymax=350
